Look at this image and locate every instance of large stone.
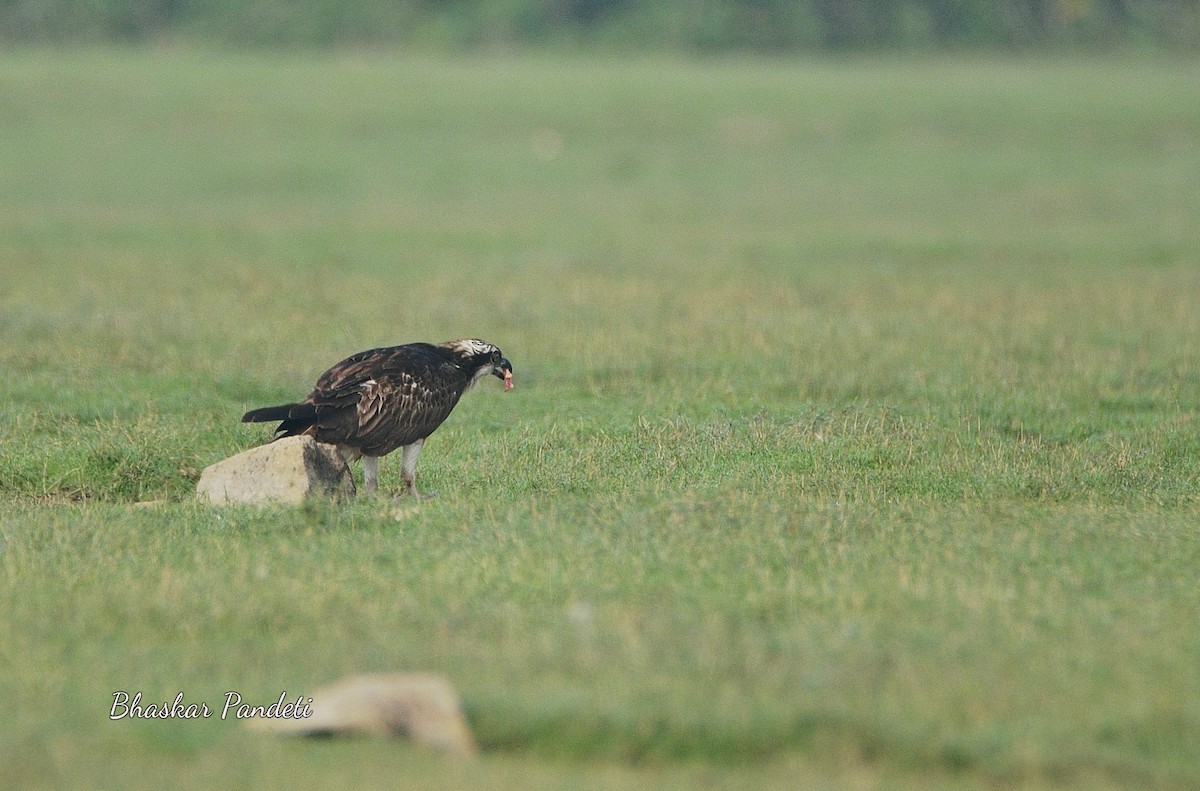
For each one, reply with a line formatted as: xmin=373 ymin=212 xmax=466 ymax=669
xmin=246 ymin=673 xmax=476 ymax=755
xmin=196 ymin=435 xmax=355 ymax=505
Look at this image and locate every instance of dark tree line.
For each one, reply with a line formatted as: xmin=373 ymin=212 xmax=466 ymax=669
xmin=0 ymin=0 xmax=1195 ymax=50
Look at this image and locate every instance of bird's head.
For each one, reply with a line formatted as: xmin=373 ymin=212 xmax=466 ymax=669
xmin=441 ymin=338 xmax=514 ymax=391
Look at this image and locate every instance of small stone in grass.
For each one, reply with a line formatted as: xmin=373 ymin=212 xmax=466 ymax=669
xmin=196 ymin=435 xmax=355 ymax=505
xmin=246 ymin=673 xmax=476 ymax=755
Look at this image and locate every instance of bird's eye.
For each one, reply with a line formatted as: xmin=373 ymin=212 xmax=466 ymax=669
xmin=491 ymin=351 xmax=501 ymax=363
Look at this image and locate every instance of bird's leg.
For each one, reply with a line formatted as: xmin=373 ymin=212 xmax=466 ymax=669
xmin=335 ymin=445 xmax=362 ymax=497
xmin=398 ymin=438 xmax=434 ymax=499
xmin=362 ymin=455 xmax=380 ymax=496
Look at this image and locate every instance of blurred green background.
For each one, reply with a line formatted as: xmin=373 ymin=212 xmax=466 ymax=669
xmin=3 ymin=0 xmax=1199 ymax=788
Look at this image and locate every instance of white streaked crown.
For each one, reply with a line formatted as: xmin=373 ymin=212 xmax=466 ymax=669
xmin=441 ymin=338 xmax=499 ymax=358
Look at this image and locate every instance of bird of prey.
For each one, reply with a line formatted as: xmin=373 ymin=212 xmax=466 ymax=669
xmin=242 ymin=339 xmax=513 ymax=498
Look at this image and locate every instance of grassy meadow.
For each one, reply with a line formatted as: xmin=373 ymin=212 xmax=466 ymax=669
xmin=2 ymin=50 xmax=1200 ymax=789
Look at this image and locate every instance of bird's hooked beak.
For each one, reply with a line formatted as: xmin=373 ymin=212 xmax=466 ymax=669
xmin=494 ymin=358 xmax=514 ymax=391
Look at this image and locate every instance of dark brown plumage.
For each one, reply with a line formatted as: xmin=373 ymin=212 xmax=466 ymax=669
xmin=242 ymin=339 xmax=513 ymax=498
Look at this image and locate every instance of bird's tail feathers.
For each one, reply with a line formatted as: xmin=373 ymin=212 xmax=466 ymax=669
xmin=243 ymin=403 xmax=320 ymax=440
xmin=242 ymin=404 xmax=301 ymax=423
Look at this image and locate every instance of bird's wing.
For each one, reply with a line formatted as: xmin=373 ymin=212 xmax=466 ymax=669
xmin=308 ymin=347 xmax=395 ymax=408
xmin=308 ymin=345 xmax=467 ymax=454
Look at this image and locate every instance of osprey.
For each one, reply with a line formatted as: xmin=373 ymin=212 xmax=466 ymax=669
xmin=242 ymin=339 xmax=513 ymax=498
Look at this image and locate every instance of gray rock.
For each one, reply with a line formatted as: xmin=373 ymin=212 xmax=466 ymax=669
xmin=197 ymin=435 xmax=355 ymax=505
xmin=246 ymin=673 xmax=476 ymax=755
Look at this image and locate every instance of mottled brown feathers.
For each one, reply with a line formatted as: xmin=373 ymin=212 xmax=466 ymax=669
xmin=305 ymin=344 xmax=472 ymax=456
xmin=242 ymin=340 xmax=513 ymax=464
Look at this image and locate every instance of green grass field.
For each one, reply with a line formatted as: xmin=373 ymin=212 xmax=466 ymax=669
xmin=2 ymin=50 xmax=1199 ymax=789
